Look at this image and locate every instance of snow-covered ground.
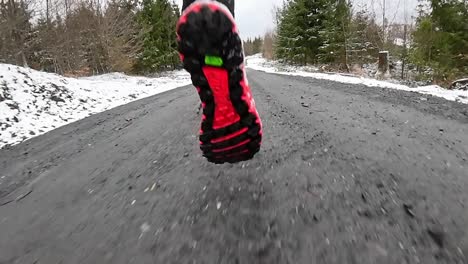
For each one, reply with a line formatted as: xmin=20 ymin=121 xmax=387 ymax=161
xmin=0 ymin=64 xmax=190 ymax=148
xmin=246 ymin=54 xmax=468 ymax=105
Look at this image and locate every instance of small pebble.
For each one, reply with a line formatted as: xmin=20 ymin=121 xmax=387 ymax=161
xmin=140 ymin=222 xmax=151 ymax=233
xmin=403 ymin=204 xmax=416 ymax=218
xmin=399 ymin=242 xmax=404 ymax=249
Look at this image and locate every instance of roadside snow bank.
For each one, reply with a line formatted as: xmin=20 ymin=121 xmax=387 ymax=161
xmin=246 ymin=54 xmax=468 ymax=105
xmin=0 ymin=64 xmax=190 ymax=148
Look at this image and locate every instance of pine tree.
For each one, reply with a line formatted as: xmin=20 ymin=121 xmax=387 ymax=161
xmin=430 ymin=0 xmax=468 ymax=79
xmin=137 ymin=0 xmax=179 ymax=72
xmin=252 ymin=37 xmax=263 ymax=54
xmin=410 ymin=13 xmax=433 ymax=73
xmin=411 ymin=0 xmax=467 ymax=81
xmin=318 ymin=0 xmax=352 ymax=69
xmin=244 ymin=36 xmax=264 ymax=56
xmin=30 ymin=17 xmax=58 ymax=72
xmin=348 ymin=10 xmax=382 ymax=65
xmin=275 ymin=0 xmax=328 ymax=64
xmin=243 ymin=38 xmax=254 ymax=56
xmin=275 ymin=1 xmax=297 ymax=62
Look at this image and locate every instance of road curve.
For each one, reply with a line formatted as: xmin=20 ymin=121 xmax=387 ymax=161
xmin=1 ymin=70 xmax=467 ymax=264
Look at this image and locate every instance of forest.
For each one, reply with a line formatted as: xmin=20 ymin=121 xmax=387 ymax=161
xmin=1 ymin=0 xmax=467 ymax=85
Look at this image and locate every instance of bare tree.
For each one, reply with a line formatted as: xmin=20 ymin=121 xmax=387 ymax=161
xmin=100 ymin=0 xmax=142 ymax=73
xmin=262 ymin=30 xmax=275 ymax=60
xmin=0 ymin=0 xmax=34 ymax=66
xmin=2 ymin=0 xmax=142 ymax=75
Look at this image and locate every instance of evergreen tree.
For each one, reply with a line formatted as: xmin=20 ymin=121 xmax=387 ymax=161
xmin=30 ymin=16 xmax=59 ymax=72
xmin=411 ymin=0 xmax=468 ymax=81
xmin=137 ymin=0 xmax=179 ymax=72
xmin=276 ymin=0 xmax=356 ymax=65
xmin=252 ymin=37 xmax=263 ymax=54
xmin=410 ymin=14 xmax=434 ymax=73
xmin=275 ymin=1 xmax=296 ymax=62
xmin=318 ymin=0 xmax=352 ymax=69
xmin=430 ymin=0 xmax=468 ymax=78
xmin=348 ymin=10 xmax=382 ymax=65
xmin=244 ymin=37 xmax=263 ymax=56
xmin=276 ymin=0 xmax=328 ymax=64
xmin=243 ymin=38 xmax=254 ymax=56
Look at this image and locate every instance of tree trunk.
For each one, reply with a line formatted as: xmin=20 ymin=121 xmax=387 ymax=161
xmin=20 ymin=51 xmax=28 ymax=68
xmin=401 ymin=25 xmax=407 ymax=79
xmin=377 ymin=51 xmax=390 ymax=79
xmin=46 ymin=0 xmax=49 ymax=23
xmin=342 ymin=19 xmax=349 ymax=72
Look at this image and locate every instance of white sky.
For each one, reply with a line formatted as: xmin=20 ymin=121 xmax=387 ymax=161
xmin=175 ymin=0 xmax=419 ymax=38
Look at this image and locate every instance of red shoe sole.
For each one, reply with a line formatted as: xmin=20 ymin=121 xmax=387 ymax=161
xmin=177 ymin=2 xmax=262 ymax=164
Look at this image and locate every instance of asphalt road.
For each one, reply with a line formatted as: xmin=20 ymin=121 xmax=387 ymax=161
xmin=1 ymin=70 xmax=468 ymax=264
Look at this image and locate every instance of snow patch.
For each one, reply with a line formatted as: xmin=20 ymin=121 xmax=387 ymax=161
xmin=246 ymin=54 xmax=468 ymax=105
xmin=0 ymin=64 xmax=191 ymax=148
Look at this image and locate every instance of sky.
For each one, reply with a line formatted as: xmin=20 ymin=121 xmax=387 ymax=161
xmin=175 ymin=0 xmax=419 ymax=38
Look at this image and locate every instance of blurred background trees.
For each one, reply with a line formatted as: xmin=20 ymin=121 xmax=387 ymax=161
xmin=0 ymin=0 xmax=179 ymax=75
xmin=272 ymin=0 xmax=467 ymax=83
xmin=0 ymin=0 xmax=466 ymax=83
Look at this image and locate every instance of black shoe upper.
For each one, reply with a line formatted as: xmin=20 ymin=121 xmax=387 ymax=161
xmin=182 ymin=0 xmax=235 ymax=17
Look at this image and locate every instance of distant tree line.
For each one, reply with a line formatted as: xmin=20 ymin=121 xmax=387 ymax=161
xmin=243 ymin=37 xmax=263 ymax=56
xmin=0 ymin=0 xmax=180 ymax=75
xmin=243 ymin=33 xmax=275 ymax=60
xmin=273 ymin=0 xmax=467 ymax=82
xmin=274 ymin=0 xmax=383 ymax=69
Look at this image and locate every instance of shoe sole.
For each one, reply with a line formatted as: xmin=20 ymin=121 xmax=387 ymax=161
xmin=177 ymin=2 xmax=262 ymax=164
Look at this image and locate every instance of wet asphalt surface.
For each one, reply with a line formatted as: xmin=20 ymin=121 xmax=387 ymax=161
xmin=1 ymin=70 xmax=468 ymax=264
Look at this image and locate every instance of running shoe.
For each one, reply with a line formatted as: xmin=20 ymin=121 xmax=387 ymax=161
xmin=176 ymin=1 xmax=263 ymax=164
